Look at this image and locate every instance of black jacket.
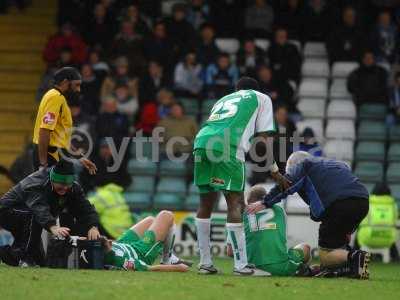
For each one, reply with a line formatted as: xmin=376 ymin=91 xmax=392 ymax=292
xmin=0 ymin=169 xmax=99 ymax=231
xmin=347 ymin=65 xmax=388 ymax=104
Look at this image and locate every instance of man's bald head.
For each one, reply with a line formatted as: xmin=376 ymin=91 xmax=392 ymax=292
xmin=247 ymin=185 xmax=267 ymax=204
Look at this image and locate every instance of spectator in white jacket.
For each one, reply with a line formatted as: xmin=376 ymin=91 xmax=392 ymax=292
xmin=114 ymin=82 xmax=139 ymax=121
xmin=174 ymin=51 xmax=203 ymax=97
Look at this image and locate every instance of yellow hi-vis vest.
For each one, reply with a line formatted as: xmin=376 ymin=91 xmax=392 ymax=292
xmin=357 ymin=195 xmax=398 ymax=248
xmin=88 ymin=183 xmax=133 ymax=239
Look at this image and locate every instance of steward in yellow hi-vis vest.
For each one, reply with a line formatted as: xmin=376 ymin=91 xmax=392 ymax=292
xmin=32 ymin=67 xmax=97 ymax=175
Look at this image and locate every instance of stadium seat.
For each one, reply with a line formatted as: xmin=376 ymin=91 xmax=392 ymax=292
xmin=303 ymin=42 xmax=327 ymax=58
xmin=389 ymin=125 xmax=400 ymax=142
xmin=357 ymin=121 xmax=387 ymax=141
xmin=254 ymin=38 xmax=270 ymax=51
xmin=355 ymin=141 xmax=385 ymax=162
xmin=296 ymin=119 xmax=324 ymax=141
xmin=325 ymin=119 xmax=356 ymax=140
xmin=297 ymin=98 xmax=326 ymax=119
xmin=298 ymin=79 xmax=328 ymax=98
xmin=159 ymin=159 xmax=187 ymax=177
xmin=179 ymin=97 xmax=200 ymax=116
xmin=389 ymin=184 xmax=400 ymax=205
xmin=301 ymin=59 xmax=330 ymax=78
xmin=324 ymin=139 xmax=354 ymax=162
xmin=161 ymin=0 xmax=184 ymax=15
xmin=288 ymin=40 xmax=302 ymax=52
xmin=363 ymin=183 xmax=375 ymax=194
xmin=202 ymin=99 xmax=217 ymax=114
xmin=326 ymin=100 xmax=356 ymax=120
xmin=215 ymin=38 xmax=240 ymax=54
xmin=188 ymin=182 xmax=199 ymax=194
xmin=388 ymin=143 xmax=400 ymax=162
xmin=126 ymin=176 xmax=156 ymax=193
xmin=153 ymin=193 xmax=184 ymax=210
xmin=185 ymin=194 xmax=200 ymax=210
xmin=386 ymin=163 xmax=400 ymax=184
xmin=130 ymin=140 xmax=154 ymax=159
xmin=331 ymin=62 xmax=358 ymax=78
xmin=358 ymin=103 xmax=387 ymax=120
xmin=329 ymin=79 xmax=352 ymax=100
xmin=156 ymin=177 xmax=187 ymax=195
xmin=124 ymin=192 xmax=152 ymax=209
xmin=128 ymin=159 xmax=158 ymax=176
xmin=354 ymin=162 xmax=384 ymax=183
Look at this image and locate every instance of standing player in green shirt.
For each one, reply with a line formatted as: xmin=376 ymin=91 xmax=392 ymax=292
xmin=228 ymin=186 xmax=311 ymax=276
xmin=102 ymin=210 xmax=191 ymax=272
xmin=194 ymin=77 xmax=290 ymax=275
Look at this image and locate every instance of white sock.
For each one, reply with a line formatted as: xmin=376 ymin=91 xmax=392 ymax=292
xmin=162 ymin=224 xmax=176 ymax=264
xmin=226 ymin=223 xmax=248 ymax=270
xmin=195 ymin=218 xmax=213 ymax=266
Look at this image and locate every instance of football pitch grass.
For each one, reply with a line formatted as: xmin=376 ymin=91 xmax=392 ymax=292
xmin=0 ymin=258 xmax=399 ymax=300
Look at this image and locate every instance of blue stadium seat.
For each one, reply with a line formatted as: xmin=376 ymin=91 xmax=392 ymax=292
xmin=358 ymin=103 xmax=387 ymax=120
xmin=124 ymin=192 xmax=152 ymax=209
xmin=388 ymin=143 xmax=400 ymax=162
xmin=159 ymin=159 xmax=187 ymax=177
xmin=156 ymin=177 xmax=187 ymax=195
xmin=128 ymin=159 xmax=158 ymax=176
xmin=389 ymin=184 xmax=400 ymax=207
xmin=355 ymin=141 xmax=385 ymax=162
xmin=130 ymin=141 xmax=154 ymax=159
xmin=357 ymin=121 xmax=387 ymax=141
xmin=354 ymin=162 xmax=384 ymax=183
xmin=188 ymin=182 xmax=200 ymax=194
xmin=201 ymin=99 xmax=217 ymax=114
xmin=126 ymin=176 xmax=156 ymax=193
xmin=153 ymin=193 xmax=184 ymax=210
xmin=389 ymin=125 xmax=400 ymax=142
xmin=179 ymin=97 xmax=200 ymax=116
xmin=386 ymin=163 xmax=400 ymax=184
xmin=185 ymin=194 xmax=200 ymax=211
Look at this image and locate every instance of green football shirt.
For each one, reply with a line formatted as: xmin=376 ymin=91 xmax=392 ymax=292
xmin=244 ymin=205 xmax=289 ymax=266
xmin=104 ymin=241 xmax=149 ymax=271
xmin=194 ymin=90 xmax=275 ymax=162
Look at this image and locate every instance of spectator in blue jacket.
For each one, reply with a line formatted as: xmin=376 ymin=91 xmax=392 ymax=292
xmin=246 ymin=151 xmax=370 ymax=279
xmin=205 ymin=52 xmax=239 ymax=99
xmin=295 ymin=127 xmax=323 ymax=157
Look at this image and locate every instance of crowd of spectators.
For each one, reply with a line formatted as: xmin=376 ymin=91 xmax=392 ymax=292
xmin=35 ymin=0 xmax=400 ymax=191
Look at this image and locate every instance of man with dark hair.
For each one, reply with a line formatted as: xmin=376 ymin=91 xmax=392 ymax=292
xmin=205 ymin=52 xmax=239 ymax=99
xmin=32 ymin=67 xmax=97 ymax=174
xmin=193 ymin=76 xmax=289 ymax=275
xmin=0 ymin=160 xmax=100 ymax=267
xmin=347 ymin=51 xmax=388 ymax=105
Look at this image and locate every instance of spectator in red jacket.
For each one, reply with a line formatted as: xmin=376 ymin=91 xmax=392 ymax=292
xmin=43 ymin=23 xmax=88 ymax=66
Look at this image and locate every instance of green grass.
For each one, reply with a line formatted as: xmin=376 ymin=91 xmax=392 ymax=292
xmin=0 ymin=258 xmax=399 ymax=300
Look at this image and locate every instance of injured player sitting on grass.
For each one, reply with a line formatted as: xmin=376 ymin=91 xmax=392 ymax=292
xmin=227 ymin=186 xmax=315 ymax=277
xmin=101 ymin=210 xmax=192 ymax=272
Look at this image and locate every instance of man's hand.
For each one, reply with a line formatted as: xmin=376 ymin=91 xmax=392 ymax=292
xmin=271 ymin=171 xmax=291 ymax=191
xmin=80 ymin=158 xmax=97 ymax=175
xmin=88 ymin=226 xmax=100 ymax=240
xmin=50 ymin=226 xmax=71 ymax=238
xmin=245 ymin=201 xmax=266 ymax=214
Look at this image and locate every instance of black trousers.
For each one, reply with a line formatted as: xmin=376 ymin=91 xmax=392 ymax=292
xmin=0 ymin=208 xmax=45 ymax=265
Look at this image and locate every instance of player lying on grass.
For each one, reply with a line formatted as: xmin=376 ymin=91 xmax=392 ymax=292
xmin=101 ymin=210 xmax=191 ymax=272
xmin=246 ymin=151 xmax=370 ymax=279
xmin=227 ymin=185 xmax=313 ymax=276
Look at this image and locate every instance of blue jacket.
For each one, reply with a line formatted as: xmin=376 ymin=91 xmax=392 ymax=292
xmin=263 ymin=157 xmax=369 ymax=221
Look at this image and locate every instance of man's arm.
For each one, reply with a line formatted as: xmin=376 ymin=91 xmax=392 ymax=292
xmin=38 ymin=128 xmax=51 ymax=168
xmin=24 ymin=192 xmax=57 ymax=230
xmin=70 ymin=184 xmax=100 ymax=238
xmin=246 ymin=160 xmax=308 ymax=214
xmin=148 ymin=264 xmax=189 ymax=272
